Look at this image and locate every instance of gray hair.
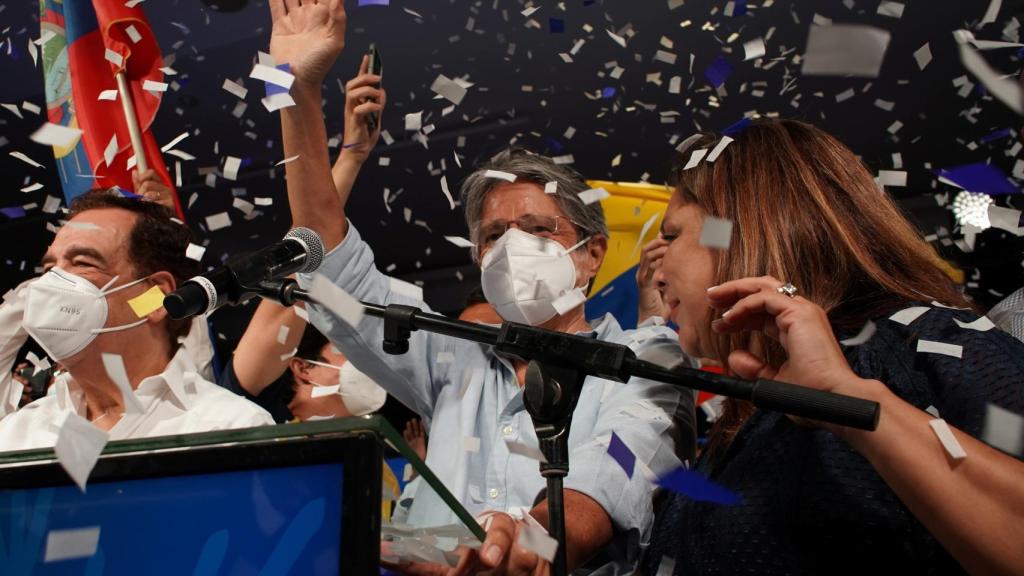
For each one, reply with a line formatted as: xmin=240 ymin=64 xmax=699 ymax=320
xmin=459 ymin=148 xmax=609 ymax=260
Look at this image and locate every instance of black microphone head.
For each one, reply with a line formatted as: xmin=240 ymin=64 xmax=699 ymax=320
xmin=163 ymin=279 xmax=215 ymax=320
xmin=284 ymin=227 xmax=325 ymax=273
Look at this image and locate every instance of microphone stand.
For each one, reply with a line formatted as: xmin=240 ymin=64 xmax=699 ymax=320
xmin=254 ymin=279 xmax=881 ymax=576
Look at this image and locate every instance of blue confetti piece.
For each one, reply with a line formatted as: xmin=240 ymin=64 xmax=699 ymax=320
xmin=656 ymin=467 xmax=741 ymax=505
xmin=265 ymin=63 xmax=292 ymax=97
xmin=934 ymin=162 xmax=1019 ymax=196
xmin=549 ymin=18 xmax=565 ymax=33
xmin=607 ymin=431 xmax=635 ymax=478
xmin=545 ymin=137 xmax=564 ymax=153
xmin=601 ymin=86 xmax=617 ymax=99
xmin=732 ymin=0 xmax=747 ymax=16
xmin=980 ymin=128 xmax=1013 ymax=144
xmin=722 ymin=117 xmax=752 ymax=136
xmin=1 ymin=207 xmax=27 ymax=219
xmin=704 ymin=56 xmax=733 ymax=89
xmin=358 ymin=0 xmax=390 ymax=5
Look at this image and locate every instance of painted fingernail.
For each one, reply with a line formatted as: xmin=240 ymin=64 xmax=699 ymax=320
xmin=483 ymin=544 xmax=504 ymax=565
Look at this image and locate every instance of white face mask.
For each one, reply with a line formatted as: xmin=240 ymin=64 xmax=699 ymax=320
xmin=23 ymin=268 xmax=150 ymax=361
xmin=305 ymin=359 xmax=387 ymax=416
xmin=480 ymin=228 xmax=589 ymax=326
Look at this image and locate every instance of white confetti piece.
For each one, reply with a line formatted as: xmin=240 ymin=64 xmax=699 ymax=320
xmin=294 ymin=305 xmax=309 ymax=322
xmin=254 ymin=197 xmax=273 ymax=206
xmin=877 ymin=170 xmax=907 ymax=187
xmin=668 ymin=76 xmax=682 ymax=94
xmin=953 ymin=316 xmax=995 ymax=332
xmin=916 ymin=339 xmax=963 ymax=359
xmin=929 ymin=418 xmax=966 ymax=460
xmin=630 ymin=212 xmax=661 ymax=257
xmin=275 ymin=154 xmax=300 ymax=166
xmin=205 ymin=211 xmax=232 ymax=231
xmin=606 ymin=29 xmax=627 ymax=48
xmin=699 ymin=216 xmax=733 ymax=249
xmin=958 ymin=42 xmax=1022 ymax=114
xmin=578 ymin=187 xmax=610 ymax=205
xmin=705 ymin=137 xmax=734 ymax=162
xmin=54 ymin=412 xmax=108 ymax=492
xmin=983 ymin=403 xmax=1024 ymax=456
xmin=222 ymin=78 xmax=248 ymax=99
xmin=103 ymin=134 xmax=118 ymax=168
xmin=551 ymin=287 xmax=587 ymax=315
xmin=876 ymin=1 xmax=905 ymax=18
xmin=10 ymin=150 xmax=45 ymax=168
xmin=683 ymin=148 xmax=708 ymax=170
xmin=223 ymin=156 xmax=241 ymax=180
xmin=839 ymin=320 xmax=876 ymax=346
xmin=801 ymin=24 xmax=891 ymax=78
xmin=430 ymin=74 xmax=468 ymax=105
xmin=142 ymin=80 xmax=168 ymax=93
xmin=97 ymin=89 xmax=118 ymax=101
xmin=30 ymin=123 xmax=82 ymax=148
xmin=656 ymin=556 xmax=677 ymax=576
xmin=445 ymin=236 xmax=474 ymax=248
xmin=484 ymin=169 xmax=517 ymax=182
xmin=743 ymin=38 xmax=766 ymax=61
xmin=101 ymin=353 xmax=144 ymax=413
xmin=261 ymin=93 xmax=296 ymax=112
xmin=249 ymin=63 xmax=294 ymax=89
xmin=309 ymin=273 xmax=365 ymax=328
xmin=505 ymin=439 xmax=548 ymax=462
xmin=889 ymin=306 xmax=929 ymax=325
xmin=405 ymin=111 xmax=423 ymax=131
xmin=544 ymin=181 xmax=557 ymax=194
xmin=185 ymin=243 xmax=206 ymax=261
xmin=21 ymin=182 xmax=44 ymax=193
xmin=516 ymin=522 xmax=558 ymax=563
xmin=440 ymin=176 xmax=455 ymax=210
xmin=104 ymin=48 xmax=124 ymax=67
xmin=521 ymin=5 xmax=540 ymax=16
xmin=276 ymin=324 xmax=290 ymax=345
xmin=913 ymin=43 xmax=932 ymax=70
xmin=463 ymin=436 xmax=480 ymax=452
xmin=44 ymin=527 xmax=101 ymax=562
xmin=124 ymin=23 xmax=142 ymax=43
xmin=42 ymin=195 xmax=61 ymax=214
xmin=311 ymin=384 xmax=341 ymax=398
xmin=160 ymin=131 xmax=189 ymax=153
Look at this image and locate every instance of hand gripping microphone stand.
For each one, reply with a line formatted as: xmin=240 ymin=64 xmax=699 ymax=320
xmin=253 ymin=279 xmax=880 ymax=576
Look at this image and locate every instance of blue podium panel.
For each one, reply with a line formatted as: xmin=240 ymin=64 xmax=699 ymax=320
xmin=0 ymin=463 xmax=343 ymax=576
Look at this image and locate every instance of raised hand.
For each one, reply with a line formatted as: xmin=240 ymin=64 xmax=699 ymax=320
xmin=132 ymin=169 xmax=176 ymax=211
xmin=636 ymin=236 xmax=671 ymax=324
xmin=268 ymin=0 xmax=347 ymax=87
xmin=338 ymin=55 xmax=386 ymax=162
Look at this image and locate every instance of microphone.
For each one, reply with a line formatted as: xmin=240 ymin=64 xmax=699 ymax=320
xmin=163 ymin=227 xmax=325 ymax=319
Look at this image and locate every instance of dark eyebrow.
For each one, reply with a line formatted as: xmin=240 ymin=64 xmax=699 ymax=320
xmin=41 ymin=245 xmax=108 ymax=268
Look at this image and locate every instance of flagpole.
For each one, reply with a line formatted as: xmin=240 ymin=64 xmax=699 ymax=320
xmin=115 ymin=71 xmax=149 ymax=173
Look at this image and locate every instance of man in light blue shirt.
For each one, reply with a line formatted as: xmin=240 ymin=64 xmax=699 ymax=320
xmin=270 ymin=3 xmax=695 ymax=572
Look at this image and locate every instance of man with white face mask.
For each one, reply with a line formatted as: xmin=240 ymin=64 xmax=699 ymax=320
xmin=0 ymin=190 xmax=273 ymax=451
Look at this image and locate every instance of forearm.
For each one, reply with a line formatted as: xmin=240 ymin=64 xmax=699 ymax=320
xmin=834 ymin=379 xmax=1024 ymax=575
xmin=530 ymin=489 xmax=612 ymax=571
xmin=331 ymin=152 xmax=364 ymax=207
xmin=233 ymin=298 xmax=306 ymax=396
xmin=281 ymin=83 xmax=346 ymax=250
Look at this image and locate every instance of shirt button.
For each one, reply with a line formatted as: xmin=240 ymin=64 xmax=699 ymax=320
xmin=489 ymin=488 xmax=500 ymax=499
xmin=502 ymin=425 xmax=514 ymax=437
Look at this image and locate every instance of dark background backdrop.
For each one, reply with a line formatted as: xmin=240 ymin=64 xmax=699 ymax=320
xmin=1 ymin=0 xmax=1022 ymax=357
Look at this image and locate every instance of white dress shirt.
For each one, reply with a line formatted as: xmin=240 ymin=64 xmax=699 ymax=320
xmin=0 ymin=347 xmax=274 ymax=452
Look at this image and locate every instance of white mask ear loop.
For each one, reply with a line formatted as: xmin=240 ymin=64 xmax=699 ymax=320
xmin=566 ymin=235 xmax=592 ymax=253
xmin=99 ymin=275 xmax=149 ymax=296
xmin=91 ymin=275 xmax=155 ymax=334
xmin=304 ymin=359 xmax=344 ymax=370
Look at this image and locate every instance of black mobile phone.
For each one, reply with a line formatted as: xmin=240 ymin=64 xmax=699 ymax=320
xmin=366 ymin=44 xmax=382 ymax=133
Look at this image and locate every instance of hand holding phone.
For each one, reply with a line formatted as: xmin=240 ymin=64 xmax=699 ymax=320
xmin=365 ymin=44 xmax=383 ymax=133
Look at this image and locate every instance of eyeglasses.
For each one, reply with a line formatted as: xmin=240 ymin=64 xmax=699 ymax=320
xmin=477 ymin=214 xmax=576 ymax=251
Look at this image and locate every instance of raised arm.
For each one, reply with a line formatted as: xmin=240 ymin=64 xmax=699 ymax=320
xmin=269 ymin=0 xmax=347 ymax=250
xmin=232 ymin=298 xmax=307 ymax=397
xmin=331 ymin=54 xmax=385 ymax=206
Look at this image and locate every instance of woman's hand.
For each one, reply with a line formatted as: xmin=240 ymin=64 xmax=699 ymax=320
xmin=707 ymin=275 xmax=867 ymax=401
xmin=269 ymin=0 xmax=347 ymax=88
xmin=337 ymin=55 xmax=385 ymax=164
xmin=636 ymin=236 xmax=670 ymax=324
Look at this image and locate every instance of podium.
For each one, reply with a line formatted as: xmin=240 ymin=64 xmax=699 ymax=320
xmin=0 ymin=417 xmax=482 ymax=574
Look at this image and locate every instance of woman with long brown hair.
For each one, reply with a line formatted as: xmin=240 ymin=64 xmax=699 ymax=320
xmin=644 ymin=119 xmax=1024 ymax=575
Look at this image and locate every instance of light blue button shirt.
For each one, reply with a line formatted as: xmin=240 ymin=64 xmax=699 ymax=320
xmin=299 ymin=223 xmax=695 ymax=575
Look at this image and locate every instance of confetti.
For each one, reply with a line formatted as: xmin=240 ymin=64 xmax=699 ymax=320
xmin=704 ymin=56 xmax=733 ymax=88
xmin=551 ymin=287 xmax=587 ymax=315
xmin=505 ymin=439 xmax=547 ymax=462
xmin=185 ymin=243 xmax=206 ymax=262
xmin=10 ymin=151 xmax=45 ymax=168
xmin=249 ymin=63 xmax=294 ymax=89
xmin=578 ymin=187 xmax=610 ymax=205
xmin=743 ymin=38 xmax=766 ymax=61
xmin=222 ymin=78 xmax=248 ymax=99
xmin=916 ymin=339 xmax=963 ymax=359
xmin=160 ymin=131 xmax=189 ymax=153
xmin=127 ymin=285 xmax=165 ymax=318
xmin=516 ymin=522 xmax=558 ymax=563
xmin=205 ymin=211 xmax=232 ymax=231
xmin=104 ymin=48 xmax=124 ymax=67
xmin=103 ymin=134 xmax=118 ymax=168
xmin=483 ymin=169 xmax=517 ymax=182
xmin=30 ymin=123 xmax=82 ymax=148
xmin=44 ymin=527 xmax=101 ymax=563
xmin=801 ymin=24 xmax=891 ymax=78
xmin=405 ymin=111 xmax=423 ymax=131
xmin=877 ymin=170 xmax=907 ymax=187
xmin=54 ymin=412 xmax=109 ymax=492
xmin=936 ymin=162 xmax=1018 ymax=196
xmin=309 ymin=273 xmax=365 ymax=328
xmin=953 ymin=316 xmax=995 ymax=332
xmin=21 ymin=182 xmax=44 ymax=193
xmin=699 ymin=217 xmax=733 ymax=249
xmin=983 ymin=403 xmax=1024 ymax=456
xmin=544 ymin=181 xmax=557 ymax=194
xmin=142 ymin=80 xmax=168 ymax=93
xmin=876 ymin=1 xmax=905 ymax=18
xmin=839 ymin=321 xmax=876 ymax=346
xmin=430 ymin=74 xmax=468 ymax=105
xmin=705 ymin=136 xmax=734 ymax=162
xmin=683 ymin=148 xmax=708 ymax=170
xmin=957 ymin=42 xmax=1022 ymax=115
xmin=913 ymin=43 xmax=932 ymax=70
xmin=929 ymin=418 xmax=967 ymax=460
xmin=440 ymin=176 xmax=456 ymax=210
xmin=101 ymin=353 xmax=145 ymax=413
xmin=223 ymin=156 xmax=242 ymax=180
xmin=445 ymin=236 xmax=474 ymax=248
xmin=607 ymin=431 xmax=635 ymax=478
xmin=656 ymin=467 xmax=741 ymax=504
xmin=889 ymin=306 xmax=929 ymax=325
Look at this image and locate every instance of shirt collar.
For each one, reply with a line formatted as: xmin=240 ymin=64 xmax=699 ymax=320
xmin=58 ymin=347 xmax=199 ymax=413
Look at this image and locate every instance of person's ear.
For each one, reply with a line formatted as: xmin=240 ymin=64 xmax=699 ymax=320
xmin=143 ymin=271 xmax=176 ymax=324
xmin=586 ymin=235 xmax=607 ymax=278
xmin=288 ymin=357 xmax=309 ymax=383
